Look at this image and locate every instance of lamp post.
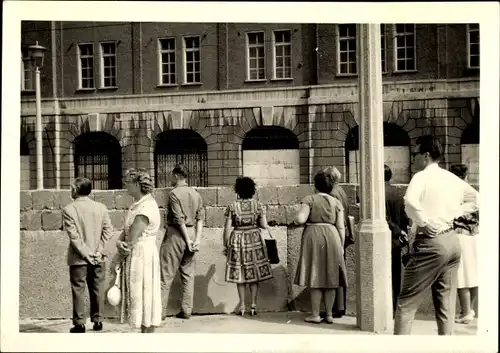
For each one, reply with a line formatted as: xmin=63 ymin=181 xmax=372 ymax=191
xmin=28 ymin=41 xmax=47 ymax=190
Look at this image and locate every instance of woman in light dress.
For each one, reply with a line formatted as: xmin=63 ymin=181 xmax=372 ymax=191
xmin=294 ymin=171 xmax=347 ymax=324
xmin=116 ymin=168 xmax=162 ymax=333
xmin=449 ymin=164 xmax=478 ymax=324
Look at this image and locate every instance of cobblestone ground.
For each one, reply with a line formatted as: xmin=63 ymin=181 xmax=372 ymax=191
xmin=19 ymin=312 xmax=477 ymax=335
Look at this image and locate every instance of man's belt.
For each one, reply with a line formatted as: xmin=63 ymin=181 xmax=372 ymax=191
xmin=167 ymin=224 xmax=194 ymax=228
xmin=416 ymin=227 xmax=454 ymax=238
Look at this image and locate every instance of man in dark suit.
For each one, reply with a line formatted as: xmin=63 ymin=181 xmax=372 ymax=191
xmin=384 ymin=165 xmax=410 ymax=315
xmin=62 ymin=177 xmax=114 ymax=333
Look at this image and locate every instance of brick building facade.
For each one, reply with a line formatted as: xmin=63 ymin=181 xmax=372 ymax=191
xmin=20 ymin=22 xmax=480 ymax=190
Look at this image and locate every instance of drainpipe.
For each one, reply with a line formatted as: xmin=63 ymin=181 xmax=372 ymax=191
xmin=52 ymin=21 xmax=61 ymax=189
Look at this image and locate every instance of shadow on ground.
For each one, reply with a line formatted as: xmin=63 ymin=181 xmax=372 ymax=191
xmin=19 ymin=323 xmax=59 ymax=333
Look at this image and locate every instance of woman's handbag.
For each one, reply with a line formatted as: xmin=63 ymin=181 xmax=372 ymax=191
xmin=107 ymin=265 xmax=122 ymax=307
xmin=265 ymin=227 xmax=280 ymax=265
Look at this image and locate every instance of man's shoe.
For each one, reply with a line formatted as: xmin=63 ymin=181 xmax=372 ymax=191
xmin=175 ymin=311 xmax=191 ymax=319
xmin=70 ymin=325 xmax=86 ymax=333
xmin=93 ymin=322 xmax=103 ymax=331
xmin=332 ymin=310 xmax=345 ymax=318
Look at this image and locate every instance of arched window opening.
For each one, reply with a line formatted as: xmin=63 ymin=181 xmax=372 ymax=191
xmin=154 ymin=129 xmax=208 ymax=188
xmin=20 ymin=136 xmax=31 ymax=190
xmin=73 ymin=132 xmax=122 ymax=190
xmin=242 ymin=126 xmax=300 ymax=186
xmin=345 ymin=123 xmax=411 ymax=184
xmin=461 ymin=117 xmax=480 ymax=184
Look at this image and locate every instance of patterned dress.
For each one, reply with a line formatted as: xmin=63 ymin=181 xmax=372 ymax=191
xmin=224 ymin=199 xmax=273 ymax=284
xmin=120 ymin=194 xmax=162 ymax=329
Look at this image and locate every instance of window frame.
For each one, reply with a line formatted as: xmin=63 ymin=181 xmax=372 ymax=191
xmin=99 ymin=41 xmax=118 ymax=89
xmin=21 ymin=51 xmax=35 ymax=92
xmin=381 ymin=24 xmax=388 ymax=74
xmin=77 ymin=42 xmax=96 ymax=90
xmin=157 ymin=37 xmax=177 ymax=86
xmin=272 ymin=29 xmax=293 ymax=80
xmin=467 ymin=24 xmax=480 ymax=70
xmin=182 ymin=35 xmax=202 ymax=85
xmin=393 ymin=23 xmax=418 ymax=73
xmin=336 ymin=24 xmax=358 ymax=76
xmin=246 ymin=31 xmax=267 ymax=82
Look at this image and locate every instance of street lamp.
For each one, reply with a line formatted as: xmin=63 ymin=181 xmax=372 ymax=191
xmin=28 ymin=41 xmax=47 ymax=190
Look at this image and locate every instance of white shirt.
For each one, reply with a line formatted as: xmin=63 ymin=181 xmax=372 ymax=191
xmin=404 ymin=163 xmax=479 ymax=232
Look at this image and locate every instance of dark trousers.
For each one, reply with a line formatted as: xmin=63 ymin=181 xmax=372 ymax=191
xmin=70 ymin=264 xmax=105 ymax=326
xmin=391 ymin=248 xmax=403 ymax=315
xmin=394 ymin=232 xmax=461 ymax=335
xmin=333 ymin=250 xmax=347 ymax=313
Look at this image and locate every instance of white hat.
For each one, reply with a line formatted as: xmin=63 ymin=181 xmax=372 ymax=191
xmin=107 ymin=285 xmax=121 ymax=306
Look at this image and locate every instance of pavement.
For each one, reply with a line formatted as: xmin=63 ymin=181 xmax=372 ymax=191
xmin=19 ymin=311 xmax=478 ymax=335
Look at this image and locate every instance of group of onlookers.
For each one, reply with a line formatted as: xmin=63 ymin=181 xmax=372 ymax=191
xmin=61 ymin=134 xmax=479 ymax=335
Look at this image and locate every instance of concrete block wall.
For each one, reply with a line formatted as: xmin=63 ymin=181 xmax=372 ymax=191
xmin=19 ymin=183 xmax=478 ymax=319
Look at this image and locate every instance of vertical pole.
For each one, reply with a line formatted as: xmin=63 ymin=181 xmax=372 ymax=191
xmin=52 ymin=21 xmax=61 ymax=189
xmin=355 ymin=24 xmax=392 ymax=333
xmin=35 ymin=67 xmax=44 ymax=190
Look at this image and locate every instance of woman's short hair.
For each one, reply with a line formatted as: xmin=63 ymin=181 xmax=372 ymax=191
xmin=324 ymin=166 xmax=342 ymax=184
xmin=234 ymin=176 xmax=256 ymax=199
xmin=72 ymin=177 xmax=92 ymax=196
xmin=450 ymin=164 xmax=468 ymax=180
xmin=124 ymin=168 xmax=154 ymax=194
xmin=314 ymin=171 xmax=335 ymax=194
xmin=384 ymin=164 xmax=392 ymax=182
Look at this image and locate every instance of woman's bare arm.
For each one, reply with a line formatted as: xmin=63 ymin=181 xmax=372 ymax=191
xmin=127 ymin=215 xmax=149 ymax=249
xmin=295 ymin=204 xmax=311 ymax=225
xmin=336 ymin=208 xmax=346 ymax=247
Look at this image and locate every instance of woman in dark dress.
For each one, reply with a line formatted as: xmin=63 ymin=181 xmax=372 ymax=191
xmin=295 ymin=171 xmax=347 ymax=324
xmin=223 ymin=177 xmax=273 ymax=316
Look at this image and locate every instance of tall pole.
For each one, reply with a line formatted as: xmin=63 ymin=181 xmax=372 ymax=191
xmin=35 ymin=66 xmax=44 ymax=190
xmin=355 ymin=24 xmax=392 ymax=333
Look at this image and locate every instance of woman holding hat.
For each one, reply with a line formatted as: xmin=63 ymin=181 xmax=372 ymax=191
xmin=116 ymin=168 xmax=162 ymax=333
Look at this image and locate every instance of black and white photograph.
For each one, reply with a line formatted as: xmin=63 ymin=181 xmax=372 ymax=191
xmin=1 ymin=2 xmax=498 ymax=352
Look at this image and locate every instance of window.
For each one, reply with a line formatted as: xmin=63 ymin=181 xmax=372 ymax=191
xmin=100 ymin=42 xmax=117 ymax=88
xmin=467 ymin=24 xmax=480 ymax=69
xmin=394 ymin=24 xmax=416 ymax=72
xmin=159 ymin=38 xmax=176 ymax=85
xmin=21 ymin=52 xmax=34 ymax=91
xmin=247 ymin=32 xmax=265 ymax=80
xmin=337 ymin=24 xmax=357 ymax=75
xmin=78 ymin=44 xmax=95 ymax=89
xmin=273 ymin=30 xmax=292 ymax=79
xmin=381 ymin=24 xmax=387 ymax=73
xmin=184 ymin=37 xmax=201 ymax=84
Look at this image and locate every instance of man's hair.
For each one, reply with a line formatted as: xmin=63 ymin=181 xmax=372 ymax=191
xmin=415 ymin=135 xmax=443 ymax=161
xmin=172 ymin=163 xmax=188 ymax=179
xmin=234 ymin=176 xmax=256 ymax=199
xmin=314 ymin=171 xmax=334 ymax=194
xmin=384 ymin=164 xmax=392 ymax=182
xmin=72 ymin=177 xmax=92 ymax=196
xmin=450 ymin=164 xmax=468 ymax=180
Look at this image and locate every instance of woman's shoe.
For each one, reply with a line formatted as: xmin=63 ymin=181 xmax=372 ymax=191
xmin=250 ymin=305 xmax=257 ymax=316
xmin=324 ymin=316 xmax=334 ymax=324
xmin=304 ymin=315 xmax=323 ymax=324
xmin=455 ymin=310 xmax=475 ymax=324
xmin=237 ymin=307 xmax=246 ymax=316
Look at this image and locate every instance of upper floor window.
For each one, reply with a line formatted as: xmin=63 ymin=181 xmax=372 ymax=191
xmin=337 ymin=24 xmax=357 ymax=75
xmin=77 ymin=43 xmax=95 ymax=89
xmin=21 ymin=51 xmax=34 ymax=91
xmin=184 ymin=36 xmax=201 ymax=84
xmin=247 ymin=32 xmax=265 ymax=81
xmin=381 ymin=24 xmax=387 ymax=73
xmin=100 ymin=42 xmax=117 ymax=88
xmin=394 ymin=24 xmax=416 ymax=72
xmin=273 ymin=30 xmax=292 ymax=79
xmin=159 ymin=38 xmax=176 ymax=85
xmin=467 ymin=24 xmax=479 ymax=69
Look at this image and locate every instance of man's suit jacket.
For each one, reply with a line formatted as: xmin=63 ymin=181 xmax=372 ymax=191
xmin=62 ymin=196 xmax=113 ymax=266
xmin=385 ymin=183 xmax=410 ymax=246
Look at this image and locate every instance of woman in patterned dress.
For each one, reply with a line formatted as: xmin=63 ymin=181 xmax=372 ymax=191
xmin=116 ymin=168 xmax=162 ymax=333
xmin=294 ymin=171 xmax=347 ymax=324
xmin=223 ymin=177 xmax=273 ymax=316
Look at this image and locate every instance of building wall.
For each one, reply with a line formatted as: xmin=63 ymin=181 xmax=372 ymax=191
xmin=19 ymin=184 xmax=479 ymax=319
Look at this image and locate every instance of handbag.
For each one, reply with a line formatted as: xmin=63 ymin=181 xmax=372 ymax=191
xmin=265 ymin=227 xmax=280 ymax=265
xmin=107 ymin=265 xmax=122 ymax=307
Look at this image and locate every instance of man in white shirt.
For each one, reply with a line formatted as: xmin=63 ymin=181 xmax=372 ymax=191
xmin=394 ymin=135 xmax=479 ymax=335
